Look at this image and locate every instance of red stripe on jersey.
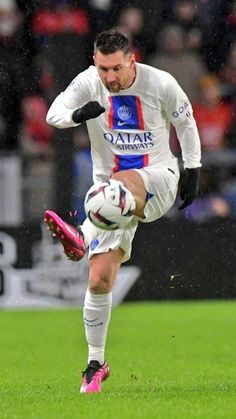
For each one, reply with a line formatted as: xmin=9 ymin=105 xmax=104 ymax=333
xmin=108 ymin=97 xmax=114 ymax=129
xmin=143 ymin=154 xmax=149 ymax=167
xmin=112 ymin=155 xmax=119 ymax=173
xmin=135 ymin=97 xmax=144 ymax=130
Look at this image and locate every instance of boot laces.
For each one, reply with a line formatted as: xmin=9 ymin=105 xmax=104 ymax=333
xmin=82 ymin=361 xmax=103 ymax=384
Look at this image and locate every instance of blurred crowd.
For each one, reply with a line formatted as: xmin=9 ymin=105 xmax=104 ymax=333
xmin=1 ymin=0 xmax=236 ymax=222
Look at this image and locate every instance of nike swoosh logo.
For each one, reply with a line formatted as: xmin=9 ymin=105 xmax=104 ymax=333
xmin=64 ymin=224 xmax=76 ymax=236
xmin=117 ymin=120 xmax=127 ymax=126
xmin=84 ymin=317 xmax=99 ymax=323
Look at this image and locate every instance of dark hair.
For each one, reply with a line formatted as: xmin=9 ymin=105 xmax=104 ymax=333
xmin=94 ymin=30 xmax=131 ymax=55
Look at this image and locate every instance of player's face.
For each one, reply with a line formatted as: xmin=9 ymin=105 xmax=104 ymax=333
xmin=94 ymin=50 xmax=136 ymax=93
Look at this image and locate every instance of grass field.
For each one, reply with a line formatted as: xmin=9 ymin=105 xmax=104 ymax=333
xmin=0 ymin=301 xmax=236 ymax=419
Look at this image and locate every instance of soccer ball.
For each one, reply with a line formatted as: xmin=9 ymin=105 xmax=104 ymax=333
xmin=84 ymin=179 xmax=136 ymax=230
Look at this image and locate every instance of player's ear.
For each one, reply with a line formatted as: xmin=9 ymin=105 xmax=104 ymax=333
xmin=131 ymin=53 xmax=136 ymax=62
xmin=93 ymin=54 xmax=96 ymax=65
xmin=130 ymin=53 xmax=136 ymax=68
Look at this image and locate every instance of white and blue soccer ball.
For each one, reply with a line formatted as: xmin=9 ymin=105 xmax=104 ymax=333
xmin=84 ymin=179 xmax=136 ymax=230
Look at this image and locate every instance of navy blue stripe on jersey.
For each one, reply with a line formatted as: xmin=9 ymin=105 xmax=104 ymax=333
xmin=113 ymin=154 xmax=149 ymax=172
xmin=108 ymin=96 xmax=144 ymax=130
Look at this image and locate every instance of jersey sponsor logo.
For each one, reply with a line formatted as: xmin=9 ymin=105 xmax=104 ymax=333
xmin=103 ymin=131 xmax=154 ymax=151
xmin=172 ymin=101 xmax=190 ymax=118
xmin=108 ymin=95 xmax=144 ymax=130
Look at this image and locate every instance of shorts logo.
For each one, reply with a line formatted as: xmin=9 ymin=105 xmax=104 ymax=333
xmin=90 ymin=239 xmax=99 ymax=250
xmin=108 ymin=96 xmax=144 ymax=130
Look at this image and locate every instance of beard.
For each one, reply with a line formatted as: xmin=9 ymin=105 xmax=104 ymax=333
xmin=106 ymin=82 xmax=122 ymax=93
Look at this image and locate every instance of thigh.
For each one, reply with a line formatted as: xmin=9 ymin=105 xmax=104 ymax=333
xmin=135 ymin=166 xmax=180 ymax=223
xmin=111 ymin=169 xmax=147 ymax=217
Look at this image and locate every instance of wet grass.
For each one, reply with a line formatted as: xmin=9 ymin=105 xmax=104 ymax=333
xmin=0 ymin=301 xmax=236 ymax=418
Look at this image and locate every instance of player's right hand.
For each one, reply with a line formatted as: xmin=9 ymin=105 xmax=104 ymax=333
xmin=72 ymin=101 xmax=105 ymax=123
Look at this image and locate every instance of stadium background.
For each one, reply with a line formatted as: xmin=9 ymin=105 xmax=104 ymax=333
xmin=0 ymin=0 xmax=236 ymax=302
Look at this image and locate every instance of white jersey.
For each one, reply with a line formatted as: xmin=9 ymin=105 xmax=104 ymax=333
xmin=46 ymin=63 xmax=201 ymax=182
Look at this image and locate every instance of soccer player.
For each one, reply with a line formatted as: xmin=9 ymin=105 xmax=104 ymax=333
xmin=44 ymin=30 xmax=201 ymax=393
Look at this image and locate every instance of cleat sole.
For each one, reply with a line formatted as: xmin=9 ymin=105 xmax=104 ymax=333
xmin=44 ymin=210 xmax=86 ymax=262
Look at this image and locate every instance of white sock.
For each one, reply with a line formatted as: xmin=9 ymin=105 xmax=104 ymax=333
xmin=80 ymin=217 xmax=100 ymax=248
xmin=83 ymin=289 xmax=112 ymax=365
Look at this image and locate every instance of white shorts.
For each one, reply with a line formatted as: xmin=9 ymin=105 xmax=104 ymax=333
xmin=88 ymin=165 xmax=180 ymax=263
xmin=134 ymin=165 xmax=180 ymax=223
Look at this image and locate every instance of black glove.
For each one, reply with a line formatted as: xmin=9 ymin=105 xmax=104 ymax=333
xmin=178 ymin=168 xmax=200 ymax=210
xmin=72 ymin=101 xmax=105 ymax=123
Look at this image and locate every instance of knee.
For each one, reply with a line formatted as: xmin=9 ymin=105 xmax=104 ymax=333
xmin=89 ymin=272 xmax=112 ymax=294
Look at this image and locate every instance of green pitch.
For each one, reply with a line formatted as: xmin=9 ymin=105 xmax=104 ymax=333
xmin=0 ymin=301 xmax=236 ymax=419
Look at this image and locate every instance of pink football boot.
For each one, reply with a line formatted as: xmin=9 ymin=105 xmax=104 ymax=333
xmin=44 ymin=210 xmax=86 ymax=261
xmin=80 ymin=361 xmax=110 ymax=393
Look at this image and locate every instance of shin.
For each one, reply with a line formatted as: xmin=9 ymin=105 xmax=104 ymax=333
xmin=83 ymin=249 xmax=123 ymax=364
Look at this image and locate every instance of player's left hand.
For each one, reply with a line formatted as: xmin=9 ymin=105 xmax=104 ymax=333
xmin=178 ymin=167 xmax=200 ymax=210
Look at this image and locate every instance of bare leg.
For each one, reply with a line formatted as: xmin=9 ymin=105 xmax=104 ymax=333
xmin=111 ymin=170 xmax=147 ymax=218
xmin=88 ymin=247 xmax=124 ymax=293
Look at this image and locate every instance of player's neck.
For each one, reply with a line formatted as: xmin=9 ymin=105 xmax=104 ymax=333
xmin=122 ymin=65 xmax=136 ymax=90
